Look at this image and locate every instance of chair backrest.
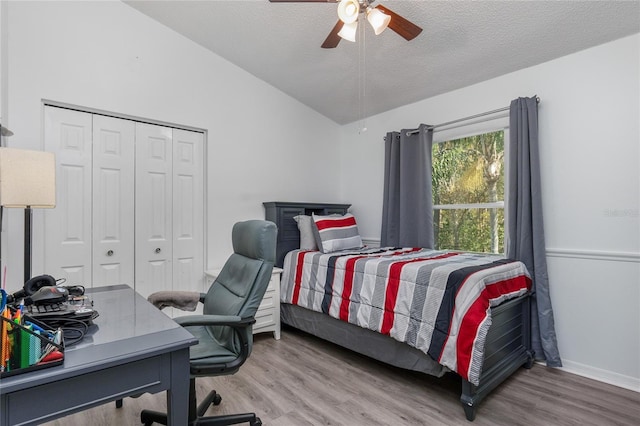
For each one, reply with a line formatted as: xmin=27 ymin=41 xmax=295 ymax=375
xmin=203 ymin=220 xmax=277 ymax=353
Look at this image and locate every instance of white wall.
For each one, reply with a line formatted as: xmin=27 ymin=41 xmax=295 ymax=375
xmin=2 ymin=0 xmax=342 ymax=285
xmin=339 ymin=34 xmax=640 ymax=391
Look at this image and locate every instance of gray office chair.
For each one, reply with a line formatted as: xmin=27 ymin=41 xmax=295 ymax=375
xmin=140 ymin=220 xmax=277 ymax=426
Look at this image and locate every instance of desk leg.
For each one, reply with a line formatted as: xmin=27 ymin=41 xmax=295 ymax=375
xmin=166 ymin=347 xmax=191 ymax=425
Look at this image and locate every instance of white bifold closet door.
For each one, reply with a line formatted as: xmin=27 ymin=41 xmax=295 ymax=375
xmin=44 ymin=107 xmax=95 ymax=285
xmin=44 ymin=106 xmax=204 ymax=298
xmin=93 ymin=115 xmax=135 ymax=287
xmin=135 ymin=123 xmax=173 ymax=298
xmin=134 ymin=124 xmax=204 ymax=298
xmin=170 ymin=128 xmax=204 ymax=299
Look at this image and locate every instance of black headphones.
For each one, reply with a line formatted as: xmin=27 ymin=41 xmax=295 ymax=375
xmin=7 ymin=274 xmax=57 ymax=303
xmin=24 ymin=274 xmax=57 ymax=295
xmin=6 ymin=275 xmax=85 ymax=304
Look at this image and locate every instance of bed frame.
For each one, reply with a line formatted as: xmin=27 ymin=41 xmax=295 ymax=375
xmin=266 ymin=201 xmax=534 ymax=421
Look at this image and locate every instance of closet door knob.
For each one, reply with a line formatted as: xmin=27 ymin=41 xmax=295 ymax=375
xmin=107 ymin=250 xmax=114 ymax=256
xmin=155 ymin=248 xmax=161 ymax=254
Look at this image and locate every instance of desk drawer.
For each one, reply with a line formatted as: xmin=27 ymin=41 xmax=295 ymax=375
xmin=6 ymin=356 xmax=168 ymax=425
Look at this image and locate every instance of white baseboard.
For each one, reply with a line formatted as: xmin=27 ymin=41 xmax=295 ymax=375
xmin=555 ymin=359 xmax=640 ymax=392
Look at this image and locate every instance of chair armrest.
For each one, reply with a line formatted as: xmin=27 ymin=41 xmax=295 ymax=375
xmin=147 ymin=291 xmax=200 ymax=311
xmin=174 ymin=314 xmax=255 ymax=328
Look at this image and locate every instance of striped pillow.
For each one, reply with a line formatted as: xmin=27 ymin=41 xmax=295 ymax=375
xmin=312 ymin=213 xmax=363 ymax=253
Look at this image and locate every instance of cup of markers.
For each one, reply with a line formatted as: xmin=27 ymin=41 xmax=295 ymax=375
xmin=1 ymin=290 xmax=64 ymax=377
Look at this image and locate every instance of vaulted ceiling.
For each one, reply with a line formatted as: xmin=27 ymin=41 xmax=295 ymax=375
xmin=124 ymin=1 xmax=640 ymax=124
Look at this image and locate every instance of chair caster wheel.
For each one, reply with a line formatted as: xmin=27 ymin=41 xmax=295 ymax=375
xmin=213 ymin=393 xmax=222 ymax=405
xmin=251 ymin=418 xmax=262 ymax=426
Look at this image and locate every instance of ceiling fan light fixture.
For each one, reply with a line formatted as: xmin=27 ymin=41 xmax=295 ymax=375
xmin=337 ymin=0 xmax=360 ymax=24
xmin=366 ymin=7 xmax=391 ymax=35
xmin=338 ymin=21 xmax=358 ymax=42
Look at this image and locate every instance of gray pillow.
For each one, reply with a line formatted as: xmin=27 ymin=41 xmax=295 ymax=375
xmin=293 ymin=215 xmax=318 ymax=250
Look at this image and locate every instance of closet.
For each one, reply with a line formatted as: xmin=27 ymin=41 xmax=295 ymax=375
xmin=43 ymin=106 xmax=204 ymax=298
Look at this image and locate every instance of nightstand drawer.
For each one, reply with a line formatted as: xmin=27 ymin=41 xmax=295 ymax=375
xmin=266 ymin=278 xmax=275 ymax=292
xmin=258 ymin=294 xmax=275 ymax=311
xmin=254 ymin=309 xmax=275 ymax=330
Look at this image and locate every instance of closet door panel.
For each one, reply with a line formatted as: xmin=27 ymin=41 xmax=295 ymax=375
xmin=173 ymin=129 xmax=204 ymax=293
xmin=92 ymin=115 xmax=135 ymax=286
xmin=135 ymin=123 xmax=173 ymax=298
xmin=44 ymin=107 xmax=93 ymax=285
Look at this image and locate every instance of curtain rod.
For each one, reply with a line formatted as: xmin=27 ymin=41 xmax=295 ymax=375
xmin=401 ymin=96 xmax=541 ymax=137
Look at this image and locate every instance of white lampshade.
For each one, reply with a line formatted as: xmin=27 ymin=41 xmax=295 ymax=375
xmin=337 ymin=0 xmax=360 ymax=24
xmin=0 ymin=147 xmax=56 ymax=208
xmin=338 ymin=21 xmax=358 ymax=42
xmin=366 ymin=7 xmax=391 ymax=35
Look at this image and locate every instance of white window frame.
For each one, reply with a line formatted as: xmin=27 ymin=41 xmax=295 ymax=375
xmin=432 ymin=114 xmax=510 ymax=254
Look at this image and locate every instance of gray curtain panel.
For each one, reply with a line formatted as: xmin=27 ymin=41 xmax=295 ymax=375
xmin=381 ymin=124 xmax=434 ymax=248
xmin=507 ymin=96 xmax=562 ymax=367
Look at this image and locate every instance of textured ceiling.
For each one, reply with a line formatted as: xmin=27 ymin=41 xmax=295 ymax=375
xmin=123 ymin=0 xmax=640 ymax=124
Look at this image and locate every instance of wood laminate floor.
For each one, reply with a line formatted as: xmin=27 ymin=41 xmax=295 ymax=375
xmin=44 ymin=327 xmax=639 ymax=426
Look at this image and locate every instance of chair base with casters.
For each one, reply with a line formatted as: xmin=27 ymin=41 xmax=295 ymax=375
xmin=140 ymin=378 xmax=262 ymax=426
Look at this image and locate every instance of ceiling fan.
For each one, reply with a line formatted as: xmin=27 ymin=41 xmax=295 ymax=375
xmin=268 ymin=0 xmax=423 ymax=48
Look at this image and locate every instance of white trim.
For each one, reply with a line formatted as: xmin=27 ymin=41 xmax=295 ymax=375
xmin=42 ymin=99 xmax=207 ymax=134
xmin=361 ymin=243 xmax=640 ymax=264
xmin=546 ymin=248 xmax=640 ymax=263
xmin=502 ymin=126 xmax=510 ymax=251
xmin=433 ymin=202 xmax=504 ymax=210
xmin=553 ymin=359 xmax=640 ymax=392
xmin=362 ymin=238 xmax=381 ymax=248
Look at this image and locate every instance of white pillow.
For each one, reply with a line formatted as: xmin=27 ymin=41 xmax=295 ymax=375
xmin=293 ymin=215 xmax=318 ymax=250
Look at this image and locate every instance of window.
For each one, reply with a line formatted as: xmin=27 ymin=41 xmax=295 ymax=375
xmin=432 ymin=129 xmax=506 ymax=254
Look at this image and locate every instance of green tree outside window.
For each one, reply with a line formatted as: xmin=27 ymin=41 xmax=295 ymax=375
xmin=432 ymin=130 xmax=504 ymax=253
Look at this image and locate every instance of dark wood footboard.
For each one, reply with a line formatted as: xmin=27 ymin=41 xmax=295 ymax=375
xmin=460 ymin=294 xmax=534 ymax=421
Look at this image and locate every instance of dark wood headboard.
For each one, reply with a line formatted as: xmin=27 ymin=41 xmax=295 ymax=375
xmin=263 ymin=201 xmax=351 ymax=267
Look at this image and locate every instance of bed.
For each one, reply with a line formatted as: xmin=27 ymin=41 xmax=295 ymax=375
xmin=266 ymin=202 xmax=534 ymax=421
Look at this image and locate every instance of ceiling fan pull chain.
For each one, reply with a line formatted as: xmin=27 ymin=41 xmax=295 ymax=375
xmin=359 ymin=16 xmax=368 ymax=134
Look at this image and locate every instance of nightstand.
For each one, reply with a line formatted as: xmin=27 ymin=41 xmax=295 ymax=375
xmin=205 ymin=267 xmax=282 ymax=340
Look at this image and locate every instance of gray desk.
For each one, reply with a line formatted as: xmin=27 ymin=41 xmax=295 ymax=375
xmin=0 ymin=284 xmax=197 ymax=425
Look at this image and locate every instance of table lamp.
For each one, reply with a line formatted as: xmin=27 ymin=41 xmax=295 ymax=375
xmin=0 ymin=147 xmax=56 ymax=284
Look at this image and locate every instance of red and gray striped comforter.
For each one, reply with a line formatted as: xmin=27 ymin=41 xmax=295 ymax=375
xmin=281 ymin=247 xmax=531 ymax=385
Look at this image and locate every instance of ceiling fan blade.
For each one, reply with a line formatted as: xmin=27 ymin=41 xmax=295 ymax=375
xmin=375 ymin=4 xmax=423 ymax=41
xmin=321 ymin=20 xmax=344 ymax=49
